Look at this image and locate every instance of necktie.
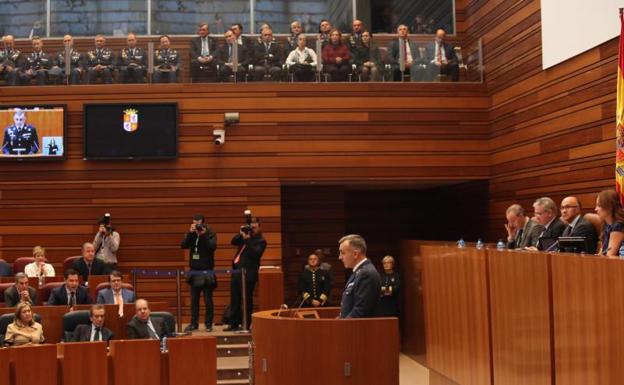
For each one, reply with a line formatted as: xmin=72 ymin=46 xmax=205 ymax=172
xmin=202 ymin=38 xmax=208 ymax=56
xmin=563 ymin=225 xmax=573 ymax=237
xmin=146 ymin=321 xmax=159 ymax=339
xmin=403 ymin=40 xmax=408 ymax=66
xmin=437 ymin=43 xmax=442 ymax=63
xmin=516 ymin=229 xmax=524 ymax=246
xmin=94 ymin=327 xmax=101 ymax=341
xmin=233 ymin=245 xmax=246 ymax=265
xmin=114 ymin=291 xmax=124 ymax=317
xmin=69 ymin=292 xmax=76 ymax=307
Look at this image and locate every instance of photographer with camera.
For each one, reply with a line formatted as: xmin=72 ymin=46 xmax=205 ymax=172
xmin=93 ymin=213 xmax=120 ymax=272
xmin=181 ymin=214 xmax=217 ymax=332
xmin=224 ymin=211 xmax=266 ymax=331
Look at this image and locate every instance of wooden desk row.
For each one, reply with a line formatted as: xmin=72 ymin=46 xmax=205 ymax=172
xmin=0 ymin=336 xmax=216 ymax=385
xmin=406 ymin=242 xmax=624 ymax=385
xmin=0 ymin=303 xmax=169 ymax=343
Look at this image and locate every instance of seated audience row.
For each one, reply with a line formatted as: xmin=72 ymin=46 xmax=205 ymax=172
xmin=504 ymin=190 xmax=624 ymax=256
xmin=1 ymin=19 xmax=459 ymax=85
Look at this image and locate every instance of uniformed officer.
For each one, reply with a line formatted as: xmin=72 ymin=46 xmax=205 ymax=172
xmin=153 ymin=35 xmax=180 ymax=83
xmin=21 ymin=37 xmax=53 ymax=86
xmin=297 ymin=252 xmax=331 ymax=307
xmin=118 ymin=33 xmax=146 ymax=83
xmin=0 ymin=35 xmax=23 ymax=86
xmin=52 ymin=35 xmax=84 ymax=85
xmin=86 ymin=34 xmax=114 ymax=84
xmin=2 ymin=109 xmax=40 ymax=155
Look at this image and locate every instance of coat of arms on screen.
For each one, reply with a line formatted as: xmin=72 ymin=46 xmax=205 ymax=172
xmin=123 ymin=109 xmax=139 ymax=132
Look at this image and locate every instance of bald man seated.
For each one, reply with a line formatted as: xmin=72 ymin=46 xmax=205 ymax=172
xmin=558 ymin=196 xmax=598 ymax=253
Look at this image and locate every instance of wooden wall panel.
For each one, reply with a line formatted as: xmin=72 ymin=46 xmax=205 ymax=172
xmin=488 ymin=250 xmax=552 ymax=385
xmin=551 ymin=253 xmax=624 ymax=385
xmin=422 ymin=244 xmax=491 ymax=385
xmin=463 ymin=0 xmax=618 ymax=241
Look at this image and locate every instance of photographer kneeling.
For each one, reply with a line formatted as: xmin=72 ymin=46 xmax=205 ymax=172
xmin=181 ymin=214 xmax=217 ymax=332
xmin=224 ymin=212 xmax=267 ymax=331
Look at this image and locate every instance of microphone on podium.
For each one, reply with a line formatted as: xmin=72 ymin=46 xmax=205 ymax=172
xmin=293 ymin=293 xmax=310 ymax=315
xmin=276 ymin=304 xmax=288 ymax=318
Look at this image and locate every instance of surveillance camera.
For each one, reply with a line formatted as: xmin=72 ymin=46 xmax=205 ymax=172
xmin=224 ymin=112 xmax=240 ymax=126
xmin=213 ymin=129 xmax=225 ymax=145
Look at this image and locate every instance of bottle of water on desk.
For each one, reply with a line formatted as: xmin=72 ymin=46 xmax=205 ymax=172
xmin=457 ymin=238 xmax=466 ymax=248
xmin=496 ymin=239 xmax=505 ymax=251
xmin=476 ymin=238 xmax=484 ymax=250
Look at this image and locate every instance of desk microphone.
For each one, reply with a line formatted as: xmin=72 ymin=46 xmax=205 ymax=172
xmin=276 ymin=304 xmax=288 ymax=318
xmin=294 ymin=293 xmax=310 ymax=314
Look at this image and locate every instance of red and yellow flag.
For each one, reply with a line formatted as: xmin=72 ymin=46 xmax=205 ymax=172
xmin=616 ymin=9 xmax=624 ymax=203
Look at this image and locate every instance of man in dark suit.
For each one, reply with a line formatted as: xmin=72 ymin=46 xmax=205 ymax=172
xmin=190 ymin=22 xmax=218 ymax=82
xmin=224 ymin=215 xmax=267 ymax=331
xmin=532 ymin=197 xmax=567 ymax=251
xmin=338 ymin=234 xmax=381 ymax=318
xmin=252 ymin=28 xmax=282 ymax=81
xmin=71 ymin=304 xmax=114 ymax=342
xmin=4 ymin=273 xmax=37 ymax=307
xmin=426 ymin=28 xmax=459 ymax=81
xmin=215 ymin=29 xmax=250 ymax=82
xmin=72 ymin=242 xmax=108 ymax=284
xmin=48 ymin=268 xmax=93 ymax=307
xmin=559 ymin=196 xmax=599 ymax=253
xmin=386 ymin=24 xmax=428 ymax=81
xmin=96 ymin=270 xmax=136 ymax=315
xmin=505 ymin=204 xmax=544 ymax=249
xmin=126 ymin=299 xmax=170 ymax=339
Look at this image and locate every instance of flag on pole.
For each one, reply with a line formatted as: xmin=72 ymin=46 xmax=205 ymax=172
xmin=615 ymin=8 xmax=624 ymax=203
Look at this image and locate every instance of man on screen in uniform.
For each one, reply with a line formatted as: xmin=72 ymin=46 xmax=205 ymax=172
xmin=2 ymin=108 xmax=39 ymax=155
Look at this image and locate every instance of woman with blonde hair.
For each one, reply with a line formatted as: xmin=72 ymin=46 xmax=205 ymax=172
xmin=378 ymin=255 xmax=400 ymax=317
xmin=24 ymin=245 xmax=55 ymax=278
xmin=4 ymin=302 xmax=45 ymax=346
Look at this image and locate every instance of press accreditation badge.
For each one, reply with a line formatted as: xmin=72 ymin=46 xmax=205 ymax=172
xmin=192 ymin=253 xmax=200 ymax=260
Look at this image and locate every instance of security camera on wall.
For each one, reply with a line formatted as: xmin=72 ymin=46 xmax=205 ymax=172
xmin=213 ymin=129 xmax=225 ymax=145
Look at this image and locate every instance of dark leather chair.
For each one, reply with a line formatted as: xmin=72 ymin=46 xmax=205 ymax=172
xmin=39 ymin=281 xmax=64 ymax=304
xmin=0 ymin=283 xmax=14 ymax=306
xmin=0 ymin=312 xmax=42 ymax=346
xmin=63 ymin=256 xmax=82 ymax=273
xmin=0 ymin=260 xmax=12 ymax=277
xmin=62 ymin=310 xmax=90 ymax=341
xmin=151 ymin=311 xmax=175 ymax=335
xmin=12 ymin=257 xmax=34 ymax=274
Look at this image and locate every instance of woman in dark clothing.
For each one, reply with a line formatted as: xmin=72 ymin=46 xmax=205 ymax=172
xmin=378 ymin=255 xmax=400 ymax=317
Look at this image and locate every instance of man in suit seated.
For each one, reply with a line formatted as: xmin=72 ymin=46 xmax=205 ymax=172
xmin=72 ymin=242 xmax=108 ymax=284
xmin=559 ymin=196 xmax=599 ymax=253
xmin=386 ymin=24 xmax=428 ymax=82
xmin=48 ymin=268 xmax=93 ymax=308
xmin=96 ymin=270 xmax=135 ymax=316
xmin=215 ymin=29 xmax=249 ymax=82
xmin=426 ymin=28 xmax=459 ymax=81
xmin=529 ymin=197 xmax=567 ymax=251
xmin=71 ymin=304 xmax=114 ymax=342
xmin=126 ymin=299 xmax=170 ymax=340
xmin=505 ymin=204 xmax=544 ymax=249
xmin=4 ymin=273 xmax=37 ymax=307
xmin=338 ymin=234 xmax=381 ymax=318
xmin=190 ymin=22 xmax=218 ymax=82
xmin=252 ymin=28 xmax=282 ymax=81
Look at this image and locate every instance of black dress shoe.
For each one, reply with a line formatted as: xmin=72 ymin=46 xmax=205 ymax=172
xmin=205 ymin=325 xmax=213 ymax=332
xmin=184 ymin=324 xmax=199 ymax=332
xmin=223 ymin=325 xmax=240 ymax=332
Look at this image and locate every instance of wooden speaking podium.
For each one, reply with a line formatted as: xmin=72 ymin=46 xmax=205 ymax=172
xmin=252 ymin=307 xmax=399 ymax=385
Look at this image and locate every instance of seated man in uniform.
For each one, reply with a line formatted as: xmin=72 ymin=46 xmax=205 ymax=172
xmin=153 ymin=35 xmax=180 ymax=83
xmin=0 ymin=35 xmax=23 ymax=86
xmin=20 ymin=37 xmax=53 ymax=85
xmin=51 ymin=35 xmax=84 ymax=85
xmin=118 ymin=33 xmax=146 ymax=83
xmin=2 ymin=108 xmax=39 ymax=155
xmin=86 ymin=34 xmax=114 ymax=84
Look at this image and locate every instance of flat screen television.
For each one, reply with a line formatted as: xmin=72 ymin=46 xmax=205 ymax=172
xmin=0 ymin=105 xmax=66 ymax=160
xmin=83 ymin=103 xmax=178 ymax=159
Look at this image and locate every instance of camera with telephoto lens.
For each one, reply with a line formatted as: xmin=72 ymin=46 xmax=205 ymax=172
xmin=195 ymin=223 xmax=206 ymax=232
xmin=240 ymin=209 xmax=253 ymax=234
xmin=99 ymin=213 xmax=112 ymax=232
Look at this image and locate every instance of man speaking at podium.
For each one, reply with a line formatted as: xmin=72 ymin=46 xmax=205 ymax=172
xmin=338 ymin=234 xmax=381 ymax=318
